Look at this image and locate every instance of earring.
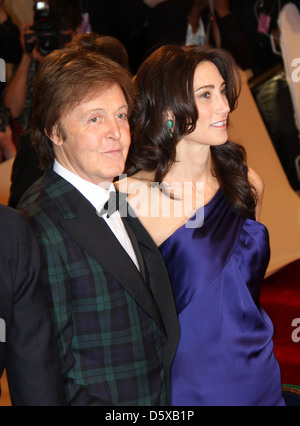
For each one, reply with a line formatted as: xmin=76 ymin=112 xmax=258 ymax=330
xmin=168 ymin=120 xmax=174 ymax=139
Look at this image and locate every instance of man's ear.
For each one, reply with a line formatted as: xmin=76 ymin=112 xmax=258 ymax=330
xmin=45 ymin=125 xmax=64 ymax=147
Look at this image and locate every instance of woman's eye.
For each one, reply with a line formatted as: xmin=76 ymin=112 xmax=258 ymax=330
xmin=200 ymin=92 xmax=211 ymax=99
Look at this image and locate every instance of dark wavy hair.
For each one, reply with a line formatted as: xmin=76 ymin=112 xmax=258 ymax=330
xmin=126 ymin=44 xmax=257 ymax=219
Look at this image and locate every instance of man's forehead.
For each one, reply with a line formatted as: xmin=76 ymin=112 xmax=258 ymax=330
xmin=63 ymin=85 xmax=128 ymax=117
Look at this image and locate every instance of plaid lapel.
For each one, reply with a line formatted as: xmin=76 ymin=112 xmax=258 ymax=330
xmin=19 ymin=169 xmax=173 ymax=405
xmin=45 ymin=173 xmax=164 ymax=329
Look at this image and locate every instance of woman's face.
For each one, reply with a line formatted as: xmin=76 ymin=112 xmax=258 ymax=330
xmin=184 ymin=61 xmax=231 ymax=147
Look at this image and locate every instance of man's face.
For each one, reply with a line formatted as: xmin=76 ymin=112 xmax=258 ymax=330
xmin=52 ymin=84 xmax=131 ymax=187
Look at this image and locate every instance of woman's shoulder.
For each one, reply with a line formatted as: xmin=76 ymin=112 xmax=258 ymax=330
xmin=117 ymin=170 xmax=156 ymax=195
xmin=248 ymin=168 xmax=264 ymax=198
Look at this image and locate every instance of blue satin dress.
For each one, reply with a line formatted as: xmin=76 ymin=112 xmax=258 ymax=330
xmin=160 ymin=189 xmax=285 ymax=406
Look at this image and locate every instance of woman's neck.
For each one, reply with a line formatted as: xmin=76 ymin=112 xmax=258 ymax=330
xmin=162 ymin=140 xmax=220 ymax=206
xmin=165 ymin=140 xmax=214 ymax=186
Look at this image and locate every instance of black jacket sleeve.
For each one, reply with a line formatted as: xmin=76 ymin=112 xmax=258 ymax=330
xmin=0 ymin=206 xmax=66 ymax=406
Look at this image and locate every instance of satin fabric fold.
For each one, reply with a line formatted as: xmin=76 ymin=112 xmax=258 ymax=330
xmin=160 ymin=190 xmax=285 ymax=406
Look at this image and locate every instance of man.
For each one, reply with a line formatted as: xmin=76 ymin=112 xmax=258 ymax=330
xmin=0 ymin=204 xmax=66 ymax=405
xmin=8 ymin=33 xmax=130 ymax=207
xmin=19 ymin=48 xmax=180 ymax=406
xmin=4 ymin=0 xmax=82 ymax=131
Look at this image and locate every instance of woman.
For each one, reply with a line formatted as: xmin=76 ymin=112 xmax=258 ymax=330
xmin=120 ymin=45 xmax=285 ymax=406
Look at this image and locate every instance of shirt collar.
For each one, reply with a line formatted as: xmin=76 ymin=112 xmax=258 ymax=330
xmin=53 ymin=160 xmax=115 ymax=213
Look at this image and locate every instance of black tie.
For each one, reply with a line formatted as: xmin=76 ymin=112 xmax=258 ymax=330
xmin=99 ymin=190 xmax=147 ymax=282
xmin=99 ymin=191 xmax=127 ymax=218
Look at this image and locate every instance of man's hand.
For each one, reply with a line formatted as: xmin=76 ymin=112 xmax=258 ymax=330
xmin=21 ymin=23 xmax=35 ymax=56
xmin=21 ymin=23 xmax=44 ymax=63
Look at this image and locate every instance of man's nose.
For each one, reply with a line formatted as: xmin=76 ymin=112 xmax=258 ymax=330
xmin=105 ymin=117 xmax=121 ymax=140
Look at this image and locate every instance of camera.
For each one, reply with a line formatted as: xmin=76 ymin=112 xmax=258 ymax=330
xmin=25 ymin=1 xmax=62 ymax=56
xmin=0 ymin=106 xmax=11 ymax=132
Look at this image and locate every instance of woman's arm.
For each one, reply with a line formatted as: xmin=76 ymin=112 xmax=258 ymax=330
xmin=248 ymin=167 xmax=265 ymax=221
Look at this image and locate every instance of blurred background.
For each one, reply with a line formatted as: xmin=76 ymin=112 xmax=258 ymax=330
xmin=0 ymin=0 xmax=300 ymax=406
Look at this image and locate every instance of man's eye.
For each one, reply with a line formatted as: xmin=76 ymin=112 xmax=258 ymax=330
xmin=117 ymin=113 xmax=128 ymax=120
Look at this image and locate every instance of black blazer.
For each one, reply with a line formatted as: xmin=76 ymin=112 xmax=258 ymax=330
xmin=0 ymin=205 xmax=66 ymax=406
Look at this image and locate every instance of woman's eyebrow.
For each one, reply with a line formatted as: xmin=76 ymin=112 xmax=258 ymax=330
xmin=195 ymin=82 xmax=226 ymax=93
xmin=195 ymin=84 xmax=215 ymax=93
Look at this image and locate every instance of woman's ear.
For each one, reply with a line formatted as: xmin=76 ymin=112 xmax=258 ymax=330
xmin=166 ymin=109 xmax=175 ymax=137
xmin=166 ymin=108 xmax=175 ymax=124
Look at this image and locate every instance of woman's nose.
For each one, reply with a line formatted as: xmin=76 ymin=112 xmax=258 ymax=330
xmin=216 ymin=95 xmax=230 ymax=115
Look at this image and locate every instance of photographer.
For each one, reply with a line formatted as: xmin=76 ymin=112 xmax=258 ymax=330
xmin=3 ymin=0 xmax=81 ymax=132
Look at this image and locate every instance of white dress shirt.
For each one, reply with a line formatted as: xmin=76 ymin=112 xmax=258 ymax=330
xmin=53 ymin=161 xmax=140 ymax=271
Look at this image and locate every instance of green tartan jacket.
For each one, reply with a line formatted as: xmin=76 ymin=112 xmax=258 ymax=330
xmin=19 ymin=169 xmax=180 ymax=406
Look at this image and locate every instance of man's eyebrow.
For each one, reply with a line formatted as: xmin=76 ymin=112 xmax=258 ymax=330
xmin=117 ymin=104 xmax=129 ymax=111
xmin=88 ymin=104 xmax=129 ymax=114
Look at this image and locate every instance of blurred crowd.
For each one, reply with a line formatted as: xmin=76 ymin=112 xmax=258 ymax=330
xmin=1 ymin=0 xmax=300 ymax=191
